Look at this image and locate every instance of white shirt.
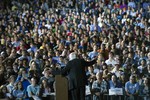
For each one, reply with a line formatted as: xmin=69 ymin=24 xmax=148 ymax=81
xmin=7 ymin=83 xmax=15 ymax=93
xmin=45 ymin=24 xmax=51 ymax=29
xmin=111 ymin=68 xmax=120 ymax=77
xmin=130 ymin=11 xmax=136 ymax=17
xmin=97 ymin=17 xmax=103 ymax=28
xmin=105 ymin=59 xmax=117 ymax=67
xmin=122 ymin=18 xmax=126 ymax=24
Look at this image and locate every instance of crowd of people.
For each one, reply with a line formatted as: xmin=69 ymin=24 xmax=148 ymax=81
xmin=0 ymin=0 xmax=150 ymax=100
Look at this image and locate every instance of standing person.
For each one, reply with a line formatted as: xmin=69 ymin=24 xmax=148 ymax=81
xmin=61 ymin=52 xmax=97 ymax=100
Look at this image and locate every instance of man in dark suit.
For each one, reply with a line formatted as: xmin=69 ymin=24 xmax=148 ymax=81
xmin=61 ymin=52 xmax=97 ymax=100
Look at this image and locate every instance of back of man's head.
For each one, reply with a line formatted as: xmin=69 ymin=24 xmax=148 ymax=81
xmin=69 ymin=52 xmax=77 ymax=61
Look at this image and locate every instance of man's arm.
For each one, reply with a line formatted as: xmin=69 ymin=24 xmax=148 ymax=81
xmin=27 ymin=86 xmax=34 ymax=97
xmin=61 ymin=63 xmax=71 ymax=76
xmin=125 ymin=82 xmax=131 ymax=96
xmin=133 ymin=82 xmax=139 ymax=96
xmin=82 ymin=59 xmax=97 ymax=67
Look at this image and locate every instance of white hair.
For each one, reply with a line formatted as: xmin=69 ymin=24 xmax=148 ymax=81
xmin=69 ymin=52 xmax=77 ymax=61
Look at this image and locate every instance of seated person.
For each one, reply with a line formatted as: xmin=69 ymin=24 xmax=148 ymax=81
xmin=109 ymin=74 xmax=122 ymax=89
xmin=0 ymin=85 xmax=13 ymax=100
xmin=39 ymin=79 xmax=51 ymax=100
xmin=139 ymin=77 xmax=150 ymax=100
xmin=27 ymin=77 xmax=40 ymax=100
xmin=125 ymin=75 xmax=139 ymax=100
xmin=40 ymin=67 xmax=55 ymax=92
xmin=16 ymin=69 xmax=31 ymax=90
xmin=92 ymin=72 xmax=108 ymax=100
xmin=12 ymin=81 xmax=26 ymax=99
xmin=109 ymin=74 xmax=123 ymax=100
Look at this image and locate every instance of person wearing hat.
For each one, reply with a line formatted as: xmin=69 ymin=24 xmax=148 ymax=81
xmin=61 ymin=52 xmax=97 ymax=100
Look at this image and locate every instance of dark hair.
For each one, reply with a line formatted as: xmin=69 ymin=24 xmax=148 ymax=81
xmin=131 ymin=64 xmax=137 ymax=69
xmin=130 ymin=75 xmax=136 ymax=80
xmin=144 ymin=77 xmax=150 ymax=87
xmin=0 ymin=85 xmax=9 ymax=98
xmin=15 ymin=81 xmax=24 ymax=90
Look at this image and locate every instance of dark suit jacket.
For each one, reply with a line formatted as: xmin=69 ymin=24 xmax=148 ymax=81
xmin=61 ymin=58 xmax=96 ymax=90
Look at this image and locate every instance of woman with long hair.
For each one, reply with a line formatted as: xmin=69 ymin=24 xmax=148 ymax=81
xmin=0 ymin=85 xmax=13 ymax=100
xmin=39 ymin=79 xmax=51 ymax=100
xmin=139 ymin=77 xmax=150 ymax=100
xmin=12 ymin=81 xmax=26 ymax=100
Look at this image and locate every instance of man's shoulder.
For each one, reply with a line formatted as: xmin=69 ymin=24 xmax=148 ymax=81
xmin=40 ymin=76 xmax=46 ymax=80
xmin=105 ymin=59 xmax=110 ymax=63
xmin=68 ymin=59 xmax=84 ymax=65
xmin=125 ymin=81 xmax=131 ymax=85
xmin=27 ymin=84 xmax=32 ymax=90
xmin=70 ymin=58 xmax=82 ymax=62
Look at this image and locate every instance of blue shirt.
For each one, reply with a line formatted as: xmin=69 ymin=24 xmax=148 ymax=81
xmin=27 ymin=84 xmax=40 ymax=97
xmin=16 ymin=75 xmax=31 ymax=90
xmin=90 ymin=24 xmax=95 ymax=31
xmin=52 ymin=56 xmax=60 ymax=64
xmin=27 ymin=46 xmax=37 ymax=53
xmin=109 ymin=80 xmax=122 ymax=89
xmin=88 ymin=51 xmax=99 ymax=60
xmin=125 ymin=81 xmax=139 ymax=94
xmin=12 ymin=89 xmax=26 ymax=98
